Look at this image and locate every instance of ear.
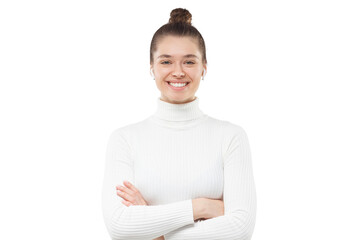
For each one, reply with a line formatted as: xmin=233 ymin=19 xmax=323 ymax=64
xmin=203 ymin=64 xmax=207 ymax=76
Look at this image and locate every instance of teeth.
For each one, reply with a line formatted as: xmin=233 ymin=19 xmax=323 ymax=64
xmin=169 ymin=82 xmax=187 ymax=87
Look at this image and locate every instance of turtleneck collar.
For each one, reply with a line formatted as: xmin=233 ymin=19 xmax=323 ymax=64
xmin=148 ymin=96 xmax=209 ymax=129
xmin=154 ymin=96 xmax=205 ymax=121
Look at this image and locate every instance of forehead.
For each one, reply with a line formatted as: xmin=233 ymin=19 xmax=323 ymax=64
xmin=155 ymin=35 xmax=201 ymax=59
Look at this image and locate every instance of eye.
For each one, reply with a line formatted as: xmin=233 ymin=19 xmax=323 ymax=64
xmin=161 ymin=61 xmax=171 ymax=64
xmin=185 ymin=61 xmax=195 ymax=64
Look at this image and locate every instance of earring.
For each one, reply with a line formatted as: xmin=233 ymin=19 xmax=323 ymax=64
xmin=151 ymin=69 xmax=155 ymax=80
xmin=202 ymin=69 xmax=206 ymax=81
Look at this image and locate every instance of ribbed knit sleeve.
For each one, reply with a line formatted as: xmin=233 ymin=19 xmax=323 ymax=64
xmin=164 ymin=126 xmax=257 ymax=240
xmin=101 ymin=129 xmax=195 ymax=240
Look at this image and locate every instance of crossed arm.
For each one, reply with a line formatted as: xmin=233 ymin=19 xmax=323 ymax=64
xmin=115 ymin=182 xmax=211 ymax=240
xmin=102 ymin=127 xmax=256 ymax=239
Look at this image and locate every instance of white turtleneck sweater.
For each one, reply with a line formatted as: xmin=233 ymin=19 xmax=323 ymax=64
xmin=101 ymin=96 xmax=257 ymax=240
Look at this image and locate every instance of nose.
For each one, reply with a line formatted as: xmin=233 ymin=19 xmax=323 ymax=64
xmin=172 ymin=63 xmax=185 ymax=78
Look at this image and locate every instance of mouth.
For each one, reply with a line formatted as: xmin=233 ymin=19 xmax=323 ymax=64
xmin=166 ymin=81 xmax=190 ymax=90
xmin=167 ymin=81 xmax=190 ymax=85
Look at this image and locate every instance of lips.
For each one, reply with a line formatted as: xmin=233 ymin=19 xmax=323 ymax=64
xmin=167 ymin=81 xmax=190 ymax=86
xmin=166 ymin=81 xmax=189 ymax=90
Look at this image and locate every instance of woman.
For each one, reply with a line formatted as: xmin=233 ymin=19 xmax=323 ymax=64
xmin=101 ymin=8 xmax=257 ymax=240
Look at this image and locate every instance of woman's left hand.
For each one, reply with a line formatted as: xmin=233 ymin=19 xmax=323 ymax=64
xmin=116 ymin=181 xmax=165 ymax=240
xmin=116 ymin=180 xmax=148 ymax=206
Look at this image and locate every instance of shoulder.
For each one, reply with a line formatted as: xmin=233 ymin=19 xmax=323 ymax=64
xmin=108 ymin=118 xmax=149 ymax=141
xmin=205 ymin=116 xmax=252 ymax=161
xmin=206 ymin=115 xmax=248 ymax=138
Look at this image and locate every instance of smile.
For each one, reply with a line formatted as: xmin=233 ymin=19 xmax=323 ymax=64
xmin=166 ymin=81 xmax=189 ymax=90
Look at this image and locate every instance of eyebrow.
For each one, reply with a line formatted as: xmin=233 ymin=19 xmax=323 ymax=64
xmin=157 ymin=54 xmax=199 ymax=59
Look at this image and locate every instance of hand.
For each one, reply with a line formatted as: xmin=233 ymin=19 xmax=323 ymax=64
xmin=116 ymin=180 xmax=148 ymax=206
xmin=202 ymin=198 xmax=224 ymax=220
xmin=116 ymin=181 xmax=164 ymax=240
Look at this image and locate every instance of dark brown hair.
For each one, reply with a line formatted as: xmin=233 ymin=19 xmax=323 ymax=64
xmin=150 ymin=8 xmax=207 ymax=65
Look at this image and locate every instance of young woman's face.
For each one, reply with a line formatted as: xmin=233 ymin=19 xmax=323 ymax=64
xmin=151 ymin=35 xmax=206 ymax=104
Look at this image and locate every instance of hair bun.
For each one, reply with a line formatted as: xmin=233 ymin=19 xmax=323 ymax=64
xmin=169 ymin=8 xmax=192 ymax=25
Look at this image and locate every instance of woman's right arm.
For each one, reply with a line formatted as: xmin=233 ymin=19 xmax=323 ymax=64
xmin=102 ymin=129 xmax=196 ymax=240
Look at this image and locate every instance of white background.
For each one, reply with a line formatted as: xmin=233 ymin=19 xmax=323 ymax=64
xmin=0 ymin=0 xmax=359 ymax=239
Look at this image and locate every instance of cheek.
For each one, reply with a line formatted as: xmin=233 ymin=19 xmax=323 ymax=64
xmin=155 ymin=78 xmax=168 ymax=88
xmin=155 ymin=67 xmax=170 ymax=78
xmin=187 ymin=69 xmax=202 ymax=79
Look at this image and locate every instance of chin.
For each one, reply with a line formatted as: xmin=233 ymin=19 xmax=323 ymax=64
xmin=164 ymin=94 xmax=195 ymax=103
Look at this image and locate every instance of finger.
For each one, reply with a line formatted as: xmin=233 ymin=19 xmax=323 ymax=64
xmin=123 ymin=180 xmax=139 ymax=193
xmin=117 ymin=190 xmax=132 ymax=201
xmin=116 ymin=185 xmax=134 ymax=196
xmin=122 ymin=200 xmax=133 ymax=207
xmin=116 ymin=190 xmax=134 ymax=202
